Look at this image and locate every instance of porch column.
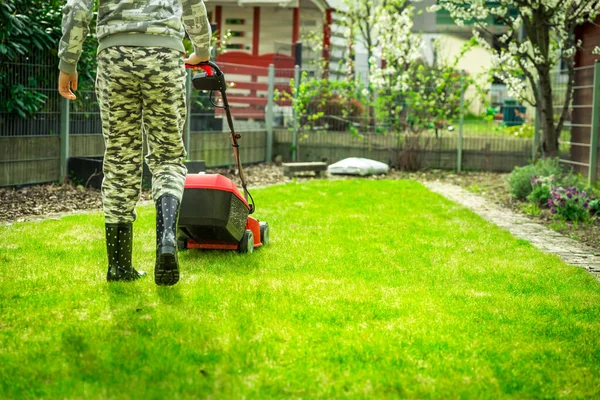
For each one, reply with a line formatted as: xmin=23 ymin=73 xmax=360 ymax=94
xmin=251 ymin=7 xmax=261 ymax=99
xmin=215 ymin=6 xmax=222 ymax=40
xmin=253 ymin=7 xmax=260 ymax=56
xmin=322 ymin=8 xmax=333 ymax=75
xmin=293 ymin=7 xmax=300 ymax=44
xmin=292 ymin=5 xmax=300 ymax=62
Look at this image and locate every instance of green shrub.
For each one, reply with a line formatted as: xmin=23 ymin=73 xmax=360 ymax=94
xmin=507 ymin=158 xmax=580 ymax=200
xmin=589 ymin=199 xmax=600 ymax=216
xmin=507 ymin=164 xmax=537 ymax=200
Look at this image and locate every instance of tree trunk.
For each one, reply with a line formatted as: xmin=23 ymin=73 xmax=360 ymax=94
xmin=538 ymin=68 xmax=560 ymax=158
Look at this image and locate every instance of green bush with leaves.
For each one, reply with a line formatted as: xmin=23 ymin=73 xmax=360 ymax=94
xmin=507 ymin=158 xmax=580 ymax=200
xmin=278 ymin=76 xmax=368 ymax=133
xmin=1 ymin=1 xmax=101 ymax=119
xmin=0 ymin=1 xmax=62 ymax=117
xmin=589 ymin=199 xmax=600 ymax=216
xmin=507 ymin=164 xmax=537 ymax=200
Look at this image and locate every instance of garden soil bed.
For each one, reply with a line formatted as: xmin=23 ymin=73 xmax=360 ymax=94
xmin=1 ymin=163 xmax=598 ymax=252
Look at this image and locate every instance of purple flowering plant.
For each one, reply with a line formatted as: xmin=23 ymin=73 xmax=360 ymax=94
xmin=547 ymin=186 xmax=591 ymax=222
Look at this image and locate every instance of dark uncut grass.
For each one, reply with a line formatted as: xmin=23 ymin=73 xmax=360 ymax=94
xmin=1 ymin=179 xmax=600 ymax=399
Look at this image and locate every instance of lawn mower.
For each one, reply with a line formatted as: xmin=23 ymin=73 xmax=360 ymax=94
xmin=177 ymin=61 xmax=269 ymax=253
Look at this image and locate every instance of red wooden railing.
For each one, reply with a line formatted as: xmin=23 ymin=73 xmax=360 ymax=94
xmin=212 ymin=52 xmax=295 ymax=120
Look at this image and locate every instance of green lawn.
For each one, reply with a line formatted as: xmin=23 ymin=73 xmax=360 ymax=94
xmin=1 ymin=179 xmax=600 ymax=399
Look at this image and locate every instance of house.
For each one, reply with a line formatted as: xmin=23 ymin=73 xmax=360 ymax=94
xmin=201 ymin=0 xmax=342 ymax=120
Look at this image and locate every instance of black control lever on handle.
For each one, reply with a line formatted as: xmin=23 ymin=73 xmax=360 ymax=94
xmin=185 ymin=62 xmax=226 ymax=92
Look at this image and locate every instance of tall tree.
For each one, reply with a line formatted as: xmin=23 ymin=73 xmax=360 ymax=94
xmin=433 ymin=0 xmax=600 ymax=157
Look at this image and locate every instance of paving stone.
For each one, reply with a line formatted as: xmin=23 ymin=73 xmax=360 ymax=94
xmin=425 ymin=181 xmax=600 ymax=281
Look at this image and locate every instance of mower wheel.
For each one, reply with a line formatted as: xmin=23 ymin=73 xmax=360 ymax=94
xmin=239 ymin=230 xmax=254 ymax=254
xmin=259 ymin=222 xmax=269 ymax=246
xmin=177 ymin=239 xmax=187 ymax=251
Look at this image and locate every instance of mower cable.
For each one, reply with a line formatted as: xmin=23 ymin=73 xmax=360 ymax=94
xmin=244 ymin=185 xmax=255 ymax=214
xmin=209 ymin=91 xmax=225 ymax=109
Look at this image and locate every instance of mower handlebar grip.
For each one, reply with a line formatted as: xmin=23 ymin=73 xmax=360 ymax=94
xmin=199 ymin=61 xmax=222 ymax=76
xmin=185 ymin=61 xmax=223 ymax=77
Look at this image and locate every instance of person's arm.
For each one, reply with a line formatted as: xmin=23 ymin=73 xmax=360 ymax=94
xmin=57 ymin=0 xmax=94 ymax=100
xmin=58 ymin=0 xmax=94 ymax=75
xmin=181 ymin=0 xmax=212 ymax=64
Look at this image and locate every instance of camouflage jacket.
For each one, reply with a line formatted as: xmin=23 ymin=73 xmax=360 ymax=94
xmin=58 ymin=0 xmax=211 ymax=74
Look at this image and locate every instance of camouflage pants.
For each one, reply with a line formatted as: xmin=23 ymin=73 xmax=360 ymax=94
xmin=96 ymin=46 xmax=188 ymax=224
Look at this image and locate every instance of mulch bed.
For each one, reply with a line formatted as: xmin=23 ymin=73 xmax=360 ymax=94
xmin=0 ymin=164 xmax=288 ymax=223
xmin=2 ymin=163 xmax=598 ymax=252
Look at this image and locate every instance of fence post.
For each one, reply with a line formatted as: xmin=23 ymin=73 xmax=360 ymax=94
xmin=60 ymin=97 xmax=70 ymax=184
xmin=266 ymin=64 xmax=275 ymax=163
xmin=292 ymin=65 xmax=301 ymax=162
xmin=589 ymin=60 xmax=600 ymax=186
xmin=457 ymin=70 xmax=465 ymax=173
xmin=533 ymin=106 xmax=540 ymax=162
xmin=185 ymin=69 xmax=192 ymax=159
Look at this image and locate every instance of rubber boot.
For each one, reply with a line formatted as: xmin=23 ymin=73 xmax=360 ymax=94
xmin=155 ymin=194 xmax=181 ymax=286
xmin=106 ymin=223 xmax=146 ymax=282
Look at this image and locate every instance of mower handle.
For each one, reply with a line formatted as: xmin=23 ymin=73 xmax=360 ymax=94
xmin=185 ymin=61 xmax=223 ymax=76
xmin=183 ymin=60 xmax=255 ymax=214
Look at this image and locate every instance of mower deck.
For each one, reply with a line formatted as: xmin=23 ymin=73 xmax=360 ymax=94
xmin=177 ymin=174 xmax=268 ymax=253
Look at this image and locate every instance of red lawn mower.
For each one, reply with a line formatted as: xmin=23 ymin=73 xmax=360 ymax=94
xmin=177 ymin=61 xmax=269 ymax=253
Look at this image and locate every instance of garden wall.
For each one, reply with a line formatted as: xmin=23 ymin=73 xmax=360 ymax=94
xmin=1 ymin=131 xmax=269 ymax=187
xmin=1 ymin=136 xmax=60 ymax=187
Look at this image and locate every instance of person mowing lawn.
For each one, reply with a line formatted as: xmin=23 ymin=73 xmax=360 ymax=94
xmin=57 ymin=0 xmax=211 ymax=285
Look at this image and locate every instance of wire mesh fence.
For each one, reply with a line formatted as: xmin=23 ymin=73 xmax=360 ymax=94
xmin=70 ymin=90 xmax=102 ymax=135
xmin=6 ymin=56 xmax=597 ymax=186
xmin=0 ymin=61 xmax=61 ymax=137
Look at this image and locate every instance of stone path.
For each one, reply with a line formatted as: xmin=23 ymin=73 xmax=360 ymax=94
xmin=424 ymin=181 xmax=600 ymax=280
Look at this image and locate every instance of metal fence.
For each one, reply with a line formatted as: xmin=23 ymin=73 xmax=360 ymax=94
xmin=0 ymin=59 xmax=561 ymax=187
xmin=0 ymin=61 xmax=62 ymax=137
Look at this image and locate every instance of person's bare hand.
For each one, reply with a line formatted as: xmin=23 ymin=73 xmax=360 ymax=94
xmin=58 ymin=71 xmax=78 ymax=100
xmin=184 ymin=52 xmax=210 ymax=65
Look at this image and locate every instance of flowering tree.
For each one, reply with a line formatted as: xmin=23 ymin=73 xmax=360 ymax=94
xmin=340 ymin=0 xmax=414 ymax=70
xmin=432 ymin=0 xmax=600 ymax=157
xmin=339 ymin=0 xmax=421 ymax=129
xmin=365 ymin=2 xmax=481 ymax=134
